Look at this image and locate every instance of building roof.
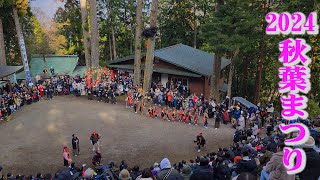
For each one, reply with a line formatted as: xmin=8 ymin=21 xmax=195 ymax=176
xmin=109 ymin=44 xmax=230 ymax=77
xmin=232 ymin=97 xmax=257 ymax=109
xmin=108 ymin=64 xmax=202 ymax=78
xmin=0 ymin=65 xmax=23 ymax=79
xmin=16 ymin=55 xmax=80 ymax=79
xmin=30 ymin=55 xmax=79 ymax=76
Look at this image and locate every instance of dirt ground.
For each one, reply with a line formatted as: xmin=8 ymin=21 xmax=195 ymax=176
xmin=0 ymin=95 xmax=235 ymax=175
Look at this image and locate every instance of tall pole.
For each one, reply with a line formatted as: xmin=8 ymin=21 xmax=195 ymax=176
xmin=13 ymin=7 xmax=31 ymax=84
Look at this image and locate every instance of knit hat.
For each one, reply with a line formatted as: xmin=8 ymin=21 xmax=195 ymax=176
xmin=160 ymin=158 xmax=171 ymax=170
xmin=256 ymin=145 xmax=262 ymax=151
xmin=302 ymin=136 xmax=315 ymax=148
xmin=119 ymin=169 xmax=130 ymax=180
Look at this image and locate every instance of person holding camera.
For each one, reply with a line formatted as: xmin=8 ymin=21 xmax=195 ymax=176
xmin=194 ymin=133 xmax=206 ymax=152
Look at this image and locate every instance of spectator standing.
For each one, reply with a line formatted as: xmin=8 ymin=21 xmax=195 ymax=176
xmin=90 ymin=131 xmax=101 ymax=152
xmin=0 ymin=165 xmax=3 ymax=180
xmin=62 ymin=147 xmax=71 ymax=167
xmin=71 ymin=134 xmax=80 ymax=156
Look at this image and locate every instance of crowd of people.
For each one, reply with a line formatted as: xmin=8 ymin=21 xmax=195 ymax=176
xmin=1 ymin=70 xmax=320 ymax=180
xmin=1 ymin=115 xmax=319 ymax=180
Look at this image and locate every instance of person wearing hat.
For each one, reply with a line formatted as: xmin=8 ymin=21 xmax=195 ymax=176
xmin=156 ymin=158 xmax=182 ymax=180
xmin=194 ymin=133 xmax=206 ymax=152
xmin=119 ymin=169 xmax=131 ymax=180
xmin=298 ymin=136 xmax=320 ymax=180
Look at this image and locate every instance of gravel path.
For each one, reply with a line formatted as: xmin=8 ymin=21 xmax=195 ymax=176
xmin=0 ymin=95 xmax=235 ymax=175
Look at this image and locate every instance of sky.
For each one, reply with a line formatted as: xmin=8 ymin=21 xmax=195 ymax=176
xmin=30 ymin=0 xmax=65 ymax=19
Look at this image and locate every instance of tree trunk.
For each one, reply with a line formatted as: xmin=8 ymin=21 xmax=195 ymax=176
xmin=142 ymin=0 xmax=159 ymax=94
xmin=254 ymin=0 xmax=269 ymax=104
xmin=242 ymin=57 xmax=249 ymax=97
xmin=80 ymin=0 xmax=91 ymax=67
xmin=89 ymin=0 xmax=99 ymax=67
xmin=134 ymin=0 xmax=143 ymax=87
xmin=227 ymin=62 xmax=233 ymax=100
xmin=112 ymin=27 xmax=117 ymax=59
xmin=13 ymin=7 xmax=31 ymax=84
xmin=254 ymin=43 xmax=265 ymax=104
xmin=216 ymin=0 xmax=224 ymax=11
xmin=193 ymin=0 xmax=197 ymax=48
xmin=109 ymin=35 xmax=113 ymax=61
xmin=0 ymin=16 xmax=6 ymax=66
xmin=227 ymin=49 xmax=239 ymax=101
xmin=210 ymin=0 xmax=224 ymax=102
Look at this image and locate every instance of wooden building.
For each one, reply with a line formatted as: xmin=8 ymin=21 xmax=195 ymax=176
xmin=108 ymin=44 xmax=230 ymax=98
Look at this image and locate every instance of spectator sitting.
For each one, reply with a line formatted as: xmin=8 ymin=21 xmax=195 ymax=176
xmin=189 ymin=157 xmax=214 ymax=180
xmin=130 ymin=165 xmax=141 ymax=180
xmin=92 ymin=150 xmax=102 ymax=166
xmin=260 ymin=141 xmax=295 ymax=180
xmin=136 ymin=168 xmax=154 ymax=180
xmin=151 ymin=162 xmax=161 ymax=176
xmin=156 ymin=158 xmax=183 ymax=180
xmin=235 ymin=150 xmax=257 ymax=177
xmin=180 ymin=164 xmax=192 ymax=180
xmin=119 ymin=169 xmax=131 ymax=180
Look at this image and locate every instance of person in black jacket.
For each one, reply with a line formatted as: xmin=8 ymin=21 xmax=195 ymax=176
xmin=190 ymin=157 xmax=214 ymax=180
xmin=71 ymin=134 xmax=80 ymax=156
xmin=235 ymin=150 xmax=258 ymax=177
xmin=194 ymin=133 xmax=206 ymax=152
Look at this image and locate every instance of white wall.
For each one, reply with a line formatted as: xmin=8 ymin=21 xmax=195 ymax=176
xmin=161 ymin=73 xmax=168 ymax=87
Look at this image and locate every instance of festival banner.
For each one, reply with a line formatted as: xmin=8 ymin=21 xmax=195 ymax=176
xmin=266 ymin=12 xmax=318 ymax=175
xmin=18 ymin=36 xmax=32 ymax=84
